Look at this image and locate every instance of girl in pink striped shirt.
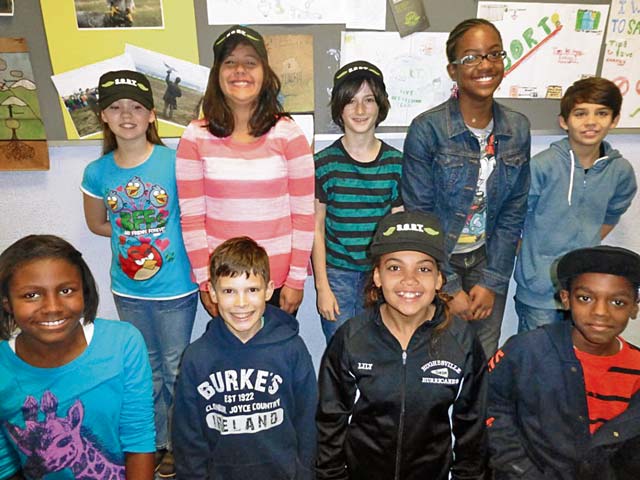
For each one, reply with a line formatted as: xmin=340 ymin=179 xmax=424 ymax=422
xmin=175 ymin=25 xmax=314 ymax=316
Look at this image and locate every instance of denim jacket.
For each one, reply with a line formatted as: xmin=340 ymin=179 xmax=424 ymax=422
xmin=402 ymin=97 xmax=531 ymax=295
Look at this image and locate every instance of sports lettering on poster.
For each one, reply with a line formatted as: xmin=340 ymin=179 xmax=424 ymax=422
xmin=478 ymin=2 xmax=609 ymax=99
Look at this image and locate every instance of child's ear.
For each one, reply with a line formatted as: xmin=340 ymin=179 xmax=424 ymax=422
xmin=207 ymin=282 xmax=218 ymax=304
xmin=558 ymin=115 xmax=568 ymax=131
xmin=373 ymin=266 xmax=382 ymax=288
xmin=630 ymin=302 xmax=639 ymax=320
xmin=446 ymin=63 xmax=457 ymax=82
xmin=611 ymin=114 xmax=620 ymax=129
xmin=149 ymin=109 xmax=157 ymax=124
xmin=436 ymin=272 xmax=443 ymax=291
xmin=1 ymin=297 xmax=11 ymax=315
xmin=559 ymin=289 xmax=571 ymax=310
xmin=265 ymin=280 xmax=275 ymax=302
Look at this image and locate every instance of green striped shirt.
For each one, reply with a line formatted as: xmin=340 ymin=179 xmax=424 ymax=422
xmin=315 ymin=139 xmax=402 ymax=271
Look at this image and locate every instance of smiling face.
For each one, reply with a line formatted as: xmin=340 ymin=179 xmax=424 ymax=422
xmin=341 ymin=81 xmax=380 ymax=136
xmin=559 ymin=102 xmax=620 ymax=150
xmin=209 ymin=273 xmax=274 ymax=343
xmin=3 ymin=258 xmax=86 ymax=358
xmin=447 ymin=24 xmax=504 ymax=102
xmin=219 ymin=42 xmax=265 ymax=110
xmin=561 ymin=273 xmax=638 ymax=356
xmin=100 ymin=98 xmax=155 ymax=142
xmin=373 ymin=250 xmax=443 ymax=323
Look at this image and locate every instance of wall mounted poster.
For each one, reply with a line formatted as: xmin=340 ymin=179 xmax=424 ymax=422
xmin=264 ymin=34 xmax=314 ymax=112
xmin=0 ymin=0 xmax=13 ymax=16
xmin=601 ymin=0 xmax=640 ymax=128
xmin=0 ymin=38 xmax=48 ymax=171
xmin=340 ymin=31 xmax=453 ymax=126
xmin=478 ymin=2 xmax=609 ymax=99
xmin=40 ymin=0 xmax=199 ymax=139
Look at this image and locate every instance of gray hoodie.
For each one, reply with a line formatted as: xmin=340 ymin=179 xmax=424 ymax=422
xmin=514 ymin=137 xmax=637 ymax=309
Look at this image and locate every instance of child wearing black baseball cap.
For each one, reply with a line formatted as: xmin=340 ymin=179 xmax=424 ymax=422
xmin=316 ymin=211 xmax=487 ymax=479
xmin=175 ymin=24 xmax=314 ymax=318
xmin=82 ymin=69 xmax=198 ymax=478
xmin=312 ymin=60 xmax=403 ymax=343
xmin=488 ymin=245 xmax=640 ymax=478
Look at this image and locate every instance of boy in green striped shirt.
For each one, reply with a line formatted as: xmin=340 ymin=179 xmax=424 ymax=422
xmin=312 ymin=61 xmax=403 ymax=343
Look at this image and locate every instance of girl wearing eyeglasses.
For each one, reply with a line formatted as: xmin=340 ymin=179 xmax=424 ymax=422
xmin=401 ymin=18 xmax=531 ymax=358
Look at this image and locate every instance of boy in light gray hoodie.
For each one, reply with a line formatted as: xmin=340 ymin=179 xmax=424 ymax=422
xmin=514 ymin=77 xmax=637 ymax=332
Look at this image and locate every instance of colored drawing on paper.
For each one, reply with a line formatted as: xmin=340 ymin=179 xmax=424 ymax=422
xmin=0 ymin=38 xmax=48 ymax=171
xmin=340 ymin=32 xmax=453 ymax=127
xmin=478 ymin=2 xmax=609 ymax=99
xmin=601 ymin=0 xmax=640 ymax=128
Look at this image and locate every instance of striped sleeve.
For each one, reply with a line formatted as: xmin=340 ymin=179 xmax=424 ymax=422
xmin=176 ymin=120 xmax=210 ymax=290
xmin=282 ymin=119 xmax=314 ymax=290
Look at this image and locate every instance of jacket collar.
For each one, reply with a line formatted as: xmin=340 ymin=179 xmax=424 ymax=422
xmin=445 ymin=96 xmax=513 ymax=140
xmin=545 ymin=320 xmax=580 ymax=362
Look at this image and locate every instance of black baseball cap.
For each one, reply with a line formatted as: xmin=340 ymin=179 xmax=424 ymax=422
xmin=370 ymin=211 xmax=445 ymax=262
xmin=557 ymin=245 xmax=640 ymax=289
xmin=333 ymin=60 xmax=386 ymax=91
xmin=98 ymin=70 xmax=153 ymax=110
xmin=213 ymin=25 xmax=268 ymax=63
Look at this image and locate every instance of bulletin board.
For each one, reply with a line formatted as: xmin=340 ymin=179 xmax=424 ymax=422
xmin=0 ymin=0 xmax=636 ymax=141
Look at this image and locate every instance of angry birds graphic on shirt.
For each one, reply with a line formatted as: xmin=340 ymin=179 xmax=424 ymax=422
xmin=119 ymin=240 xmax=164 ymax=280
xmin=104 ymin=175 xmax=175 ymax=282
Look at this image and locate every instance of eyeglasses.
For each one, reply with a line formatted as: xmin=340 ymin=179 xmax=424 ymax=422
xmin=451 ymin=50 xmax=507 ymax=67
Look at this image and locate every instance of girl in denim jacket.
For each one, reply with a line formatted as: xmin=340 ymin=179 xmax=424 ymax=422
xmin=401 ymin=18 xmax=531 ymax=357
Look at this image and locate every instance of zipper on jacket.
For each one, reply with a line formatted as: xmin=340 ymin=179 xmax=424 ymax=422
xmin=394 ymin=350 xmax=408 ymax=480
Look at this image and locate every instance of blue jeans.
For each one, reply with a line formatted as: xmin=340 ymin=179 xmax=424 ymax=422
xmin=515 ymin=298 xmax=565 ymax=333
xmin=114 ymin=292 xmax=198 ymax=449
xmin=449 ymin=247 xmax=506 ymax=359
xmin=321 ymin=267 xmax=369 ymax=344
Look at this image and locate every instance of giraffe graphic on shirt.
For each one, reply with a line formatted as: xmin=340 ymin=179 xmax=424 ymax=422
xmin=4 ymin=390 xmax=125 ymax=479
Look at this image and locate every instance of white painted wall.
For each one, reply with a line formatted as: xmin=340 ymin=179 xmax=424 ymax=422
xmin=1 ymin=134 xmax=639 ymax=370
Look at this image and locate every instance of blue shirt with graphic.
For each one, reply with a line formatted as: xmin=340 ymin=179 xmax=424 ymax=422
xmin=81 ymin=145 xmax=197 ymax=299
xmin=0 ymin=319 xmax=155 ymax=479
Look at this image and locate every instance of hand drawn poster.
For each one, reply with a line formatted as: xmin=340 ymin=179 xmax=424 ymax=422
xmin=340 ymin=31 xmax=453 ymax=126
xmin=264 ymin=34 xmax=314 ymax=112
xmin=208 ymin=0 xmax=343 ymax=24
xmin=0 ymin=38 xmax=48 ymax=171
xmin=601 ymin=0 xmax=640 ymax=128
xmin=478 ymin=2 xmax=609 ymax=99
xmin=206 ymin=0 xmax=386 ymax=29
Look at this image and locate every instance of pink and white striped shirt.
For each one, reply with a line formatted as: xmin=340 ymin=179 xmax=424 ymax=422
xmin=176 ymin=117 xmax=314 ymax=291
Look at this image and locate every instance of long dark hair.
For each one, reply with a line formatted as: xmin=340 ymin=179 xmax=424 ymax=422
xmin=0 ymin=235 xmax=99 ymax=340
xmin=202 ymin=36 xmax=288 ymax=138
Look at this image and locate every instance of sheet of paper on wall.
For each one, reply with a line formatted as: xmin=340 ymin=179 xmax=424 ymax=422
xmin=264 ymin=35 xmax=314 ymax=112
xmin=345 ymin=0 xmax=387 ymax=30
xmin=601 ymin=0 xmax=639 ymax=129
xmin=0 ymin=37 xmax=49 ymax=171
xmin=291 ymin=114 xmax=314 ymax=149
xmin=0 ymin=0 xmax=13 ymax=16
xmin=125 ymin=44 xmax=210 ymax=128
xmin=340 ymin=31 xmax=453 ymax=126
xmin=389 ymin=0 xmax=429 ymax=37
xmin=207 ymin=0 xmax=344 ymax=24
xmin=477 ymin=2 xmax=609 ymax=100
xmin=51 ymin=55 xmax=136 ymax=139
